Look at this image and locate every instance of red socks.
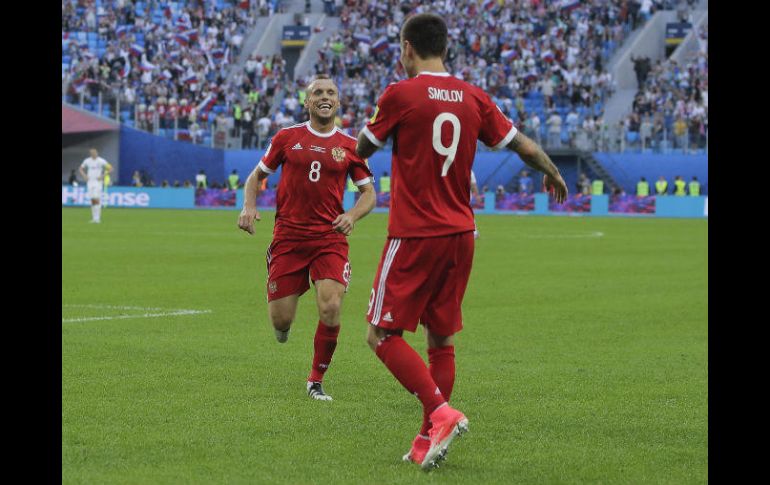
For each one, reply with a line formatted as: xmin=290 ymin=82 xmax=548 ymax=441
xmin=308 ymin=321 xmax=340 ymax=383
xmin=420 ymin=345 xmax=456 ymax=435
xmin=375 ymin=334 xmax=446 ymax=415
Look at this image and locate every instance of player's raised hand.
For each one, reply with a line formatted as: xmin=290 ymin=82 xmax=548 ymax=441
xmin=332 ymin=213 xmax=354 ymax=236
xmin=543 ymin=173 xmax=568 ymax=204
xmin=238 ymin=207 xmax=261 ymax=235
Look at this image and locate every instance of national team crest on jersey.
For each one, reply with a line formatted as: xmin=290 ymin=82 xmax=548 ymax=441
xmin=331 ymin=147 xmax=346 ymax=162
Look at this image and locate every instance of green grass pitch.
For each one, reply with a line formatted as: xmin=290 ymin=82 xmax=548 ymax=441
xmin=62 ymin=207 xmax=707 ymax=484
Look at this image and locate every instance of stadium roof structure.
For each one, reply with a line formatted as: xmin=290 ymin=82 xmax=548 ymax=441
xmin=62 ymin=103 xmax=119 ymax=134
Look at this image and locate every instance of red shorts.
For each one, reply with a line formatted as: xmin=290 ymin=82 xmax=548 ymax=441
xmin=266 ymin=238 xmax=351 ymax=302
xmin=366 ymin=231 xmax=474 ymax=336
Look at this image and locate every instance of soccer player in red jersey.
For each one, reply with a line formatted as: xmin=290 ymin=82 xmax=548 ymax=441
xmin=356 ymin=14 xmax=568 ymax=469
xmin=238 ymin=75 xmax=376 ymax=401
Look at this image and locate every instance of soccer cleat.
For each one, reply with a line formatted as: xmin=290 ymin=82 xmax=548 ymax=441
xmin=420 ymin=405 xmax=469 ymax=470
xmin=307 ymin=381 xmax=332 ymax=401
xmin=275 ymin=328 xmax=289 ymax=343
xmin=402 ymin=434 xmax=430 ymax=464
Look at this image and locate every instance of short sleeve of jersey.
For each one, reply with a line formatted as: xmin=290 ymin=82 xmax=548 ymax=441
xmin=348 ymin=154 xmax=374 ymax=186
xmin=361 ymin=83 xmax=399 ymax=148
xmin=478 ymin=93 xmax=518 ymax=150
xmin=258 ymin=130 xmax=286 ymax=174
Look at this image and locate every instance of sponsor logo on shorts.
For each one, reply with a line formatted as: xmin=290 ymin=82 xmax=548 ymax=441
xmin=331 ymin=146 xmax=346 ymax=162
xmin=268 ymin=280 xmax=278 ymax=293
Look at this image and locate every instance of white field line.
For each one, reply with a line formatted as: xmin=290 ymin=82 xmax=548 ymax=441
xmin=62 ymin=304 xmax=212 ymax=323
xmin=522 ymin=231 xmax=605 ymax=239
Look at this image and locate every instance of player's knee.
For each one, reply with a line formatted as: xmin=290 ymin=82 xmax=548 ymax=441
xmin=366 ymin=326 xmax=389 ymax=351
xmin=318 ymin=298 xmax=341 ymax=322
xmin=270 ymin=314 xmax=293 ymax=331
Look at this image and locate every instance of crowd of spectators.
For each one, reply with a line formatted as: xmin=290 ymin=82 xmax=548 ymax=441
xmin=269 ymin=0 xmax=681 ymax=144
xmin=620 ymin=22 xmax=707 ymax=152
xmin=62 ymin=0 xmax=262 ymax=145
xmin=62 ymin=0 xmax=704 ymax=154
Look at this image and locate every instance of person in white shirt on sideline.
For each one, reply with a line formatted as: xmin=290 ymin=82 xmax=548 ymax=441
xmin=78 ymin=148 xmax=113 ymax=223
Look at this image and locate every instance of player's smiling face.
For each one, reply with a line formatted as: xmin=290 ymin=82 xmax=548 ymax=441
xmin=305 ymin=79 xmax=339 ymax=122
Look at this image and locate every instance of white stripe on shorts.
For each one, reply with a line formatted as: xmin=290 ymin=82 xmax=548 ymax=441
xmin=372 ymin=238 xmax=401 ymax=325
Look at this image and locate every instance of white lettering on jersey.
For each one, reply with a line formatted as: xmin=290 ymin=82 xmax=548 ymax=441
xmin=428 ymin=87 xmax=464 ymax=103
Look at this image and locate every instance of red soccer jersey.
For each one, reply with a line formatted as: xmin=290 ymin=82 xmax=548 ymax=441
xmin=361 ymin=72 xmax=517 ymax=237
xmin=258 ymin=121 xmax=373 ymax=240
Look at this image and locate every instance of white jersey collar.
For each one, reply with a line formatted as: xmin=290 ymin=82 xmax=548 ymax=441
xmin=417 ymin=71 xmax=451 ymax=77
xmin=305 ymin=121 xmax=337 ymax=138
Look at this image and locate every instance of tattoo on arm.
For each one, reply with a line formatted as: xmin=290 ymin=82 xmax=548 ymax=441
xmin=507 ymin=132 xmax=559 ymax=178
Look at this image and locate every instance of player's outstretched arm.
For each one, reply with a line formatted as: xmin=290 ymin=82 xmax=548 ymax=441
xmin=332 ymin=182 xmax=375 ymax=236
xmin=356 ymin=132 xmax=380 ymax=160
xmin=237 ymin=166 xmax=268 ymax=235
xmin=507 ymin=132 xmax=568 ymax=203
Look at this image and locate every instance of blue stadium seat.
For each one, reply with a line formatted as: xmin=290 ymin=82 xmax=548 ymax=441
xmin=626 ymin=131 xmax=639 ymax=143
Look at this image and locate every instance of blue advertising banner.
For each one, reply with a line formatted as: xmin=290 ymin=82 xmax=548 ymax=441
xmin=62 ymin=185 xmax=195 ymax=209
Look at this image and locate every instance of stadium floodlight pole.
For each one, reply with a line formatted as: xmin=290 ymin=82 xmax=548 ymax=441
xmin=174 ymin=117 xmax=178 ymax=141
xmin=115 ymin=96 xmax=120 ymax=123
xmin=98 ymin=91 xmax=102 ymax=116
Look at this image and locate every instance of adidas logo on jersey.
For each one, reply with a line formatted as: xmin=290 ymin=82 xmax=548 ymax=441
xmin=383 ymin=312 xmax=393 ymax=322
xmin=292 ymin=143 xmax=303 ymax=150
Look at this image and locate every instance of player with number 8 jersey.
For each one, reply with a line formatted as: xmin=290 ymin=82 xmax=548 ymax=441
xmin=238 ymin=75 xmax=375 ymax=402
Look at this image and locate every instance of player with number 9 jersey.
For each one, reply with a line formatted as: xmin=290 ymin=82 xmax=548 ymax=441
xmin=360 ymin=73 xmax=516 ymax=238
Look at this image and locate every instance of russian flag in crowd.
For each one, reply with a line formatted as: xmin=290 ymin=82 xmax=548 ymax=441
xmin=501 ymin=49 xmax=516 ymax=61
xmin=211 ymin=48 xmax=225 ymax=59
xmin=130 ymin=44 xmax=145 ymax=56
xmin=140 ymin=59 xmax=156 ymax=71
xmin=175 ymin=33 xmax=189 ymax=46
xmin=158 ymin=70 xmax=172 ymax=80
xmin=116 ymin=25 xmax=130 ymax=38
xmin=352 ymin=32 xmax=372 ymax=44
xmin=482 ymin=0 xmax=497 ymax=11
xmin=558 ymin=0 xmax=581 ymax=11
xmin=168 ymin=50 xmax=181 ymax=60
xmin=182 ymin=73 xmax=198 ymax=84
xmin=183 ymin=29 xmax=198 ymax=43
xmin=196 ymin=94 xmax=217 ymax=113
xmin=372 ymin=36 xmax=388 ymax=53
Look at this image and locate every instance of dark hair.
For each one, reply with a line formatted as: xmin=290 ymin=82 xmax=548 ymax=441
xmin=401 ymin=13 xmax=448 ymax=59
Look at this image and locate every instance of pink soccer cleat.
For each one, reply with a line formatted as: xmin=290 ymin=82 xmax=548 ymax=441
xmin=421 ymin=405 xmax=469 ymax=470
xmin=402 ymin=434 xmax=430 ymax=464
